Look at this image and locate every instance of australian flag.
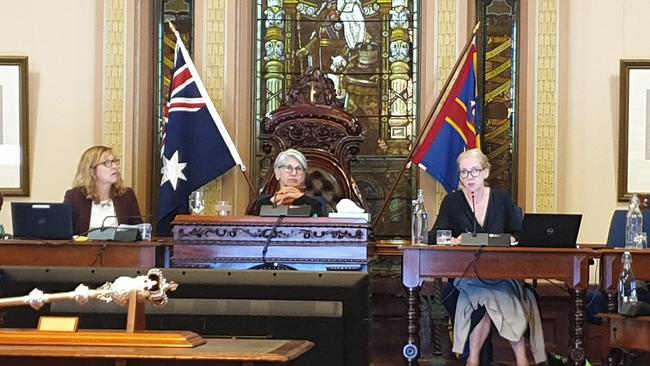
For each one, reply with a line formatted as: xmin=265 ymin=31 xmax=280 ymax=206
xmin=412 ymin=45 xmax=481 ymax=193
xmin=156 ymin=31 xmax=244 ymax=236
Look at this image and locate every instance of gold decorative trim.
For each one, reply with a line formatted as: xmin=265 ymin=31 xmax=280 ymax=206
xmin=202 ymin=0 xmax=227 ymax=214
xmin=535 ymin=0 xmax=558 ymax=211
xmin=433 ymin=0 xmax=457 ymax=212
xmin=103 ymin=0 xmax=126 ymax=157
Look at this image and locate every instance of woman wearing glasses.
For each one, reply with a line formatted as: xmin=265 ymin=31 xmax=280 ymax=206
xmin=64 ymin=145 xmax=142 ymax=235
xmin=250 ymin=148 xmax=325 ymax=216
xmin=430 ymin=148 xmax=545 ymax=366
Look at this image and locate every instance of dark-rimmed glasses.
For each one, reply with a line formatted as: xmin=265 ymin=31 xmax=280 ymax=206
xmin=459 ymin=168 xmax=483 ymax=178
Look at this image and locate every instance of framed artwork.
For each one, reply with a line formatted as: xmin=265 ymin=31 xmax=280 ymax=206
xmin=0 ymin=56 xmax=29 ymax=196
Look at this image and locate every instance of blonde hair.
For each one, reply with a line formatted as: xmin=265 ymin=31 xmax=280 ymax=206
xmin=72 ymin=145 xmax=126 ymax=203
xmin=457 ymin=148 xmax=491 ymax=170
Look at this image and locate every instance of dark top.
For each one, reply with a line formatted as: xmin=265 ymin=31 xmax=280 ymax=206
xmin=250 ymin=194 xmax=325 ymax=217
xmin=428 ymin=188 xmax=520 ymax=244
xmin=63 ymin=186 xmax=143 ymax=235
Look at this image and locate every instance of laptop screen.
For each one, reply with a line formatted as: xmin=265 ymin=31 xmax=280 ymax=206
xmin=11 ymin=202 xmax=74 ymax=240
xmin=517 ymin=213 xmax=582 ymax=248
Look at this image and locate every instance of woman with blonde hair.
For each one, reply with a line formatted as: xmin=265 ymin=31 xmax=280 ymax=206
xmin=64 ymin=145 xmax=142 ymax=235
xmin=430 ymin=148 xmax=545 ymax=366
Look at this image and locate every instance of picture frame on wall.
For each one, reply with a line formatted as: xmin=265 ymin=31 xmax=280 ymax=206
xmin=0 ymin=56 xmax=29 ymax=196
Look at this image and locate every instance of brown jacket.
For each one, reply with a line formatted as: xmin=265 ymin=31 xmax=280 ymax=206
xmin=63 ymin=187 xmax=143 ymax=235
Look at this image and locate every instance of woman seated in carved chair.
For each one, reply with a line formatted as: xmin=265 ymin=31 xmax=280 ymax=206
xmin=250 ymin=149 xmax=326 ymax=217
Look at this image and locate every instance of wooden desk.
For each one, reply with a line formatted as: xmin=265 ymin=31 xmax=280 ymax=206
xmin=599 ymin=248 xmax=650 ymax=312
xmin=599 ymin=313 xmax=650 ymax=366
xmin=0 ymin=240 xmax=169 ymax=267
xmin=171 ymin=215 xmax=369 ymax=271
xmin=401 ymin=245 xmax=594 ymax=366
xmin=597 ymin=249 xmax=650 ymax=366
xmin=0 ymin=338 xmax=313 ymax=365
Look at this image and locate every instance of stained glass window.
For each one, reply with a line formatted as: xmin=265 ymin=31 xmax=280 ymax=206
xmin=255 ymin=0 xmax=420 ymax=238
xmin=477 ymin=0 xmax=519 ymax=197
xmin=155 ymin=0 xmax=194 ymax=148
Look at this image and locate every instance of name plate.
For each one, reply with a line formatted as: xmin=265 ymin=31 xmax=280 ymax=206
xmin=37 ymin=316 xmax=79 ymax=332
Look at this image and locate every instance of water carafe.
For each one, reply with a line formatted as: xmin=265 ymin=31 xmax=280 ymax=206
xmin=618 ymin=251 xmax=638 ymax=313
xmin=625 ymin=194 xmax=643 ymax=248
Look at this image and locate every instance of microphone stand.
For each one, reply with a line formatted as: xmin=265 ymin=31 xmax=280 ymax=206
xmin=261 ymin=215 xmax=285 ymax=264
xmin=471 ymin=192 xmax=477 ymax=237
xmin=82 ymin=215 xmax=119 ymax=237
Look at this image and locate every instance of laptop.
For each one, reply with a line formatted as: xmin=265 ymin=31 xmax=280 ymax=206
xmin=11 ymin=202 xmax=74 ymax=240
xmin=517 ymin=213 xmax=582 ymax=248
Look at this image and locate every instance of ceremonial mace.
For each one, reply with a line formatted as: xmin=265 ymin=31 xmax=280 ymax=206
xmin=0 ymin=269 xmax=204 ymax=347
xmin=0 ymin=268 xmax=177 ymax=310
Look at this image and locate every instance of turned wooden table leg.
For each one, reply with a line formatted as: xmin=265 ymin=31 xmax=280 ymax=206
xmin=606 ymin=291 xmax=616 ymax=313
xmin=429 ymin=278 xmax=449 ymax=365
xmin=403 ymin=285 xmax=421 ymax=365
xmin=569 ymin=287 xmax=586 ymax=366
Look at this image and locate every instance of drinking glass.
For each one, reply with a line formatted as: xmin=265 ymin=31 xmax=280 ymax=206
xmin=634 ymin=232 xmax=648 ymax=249
xmin=436 ymin=230 xmax=452 ymax=246
xmin=137 ymin=223 xmax=152 ymax=241
xmin=189 ymin=191 xmax=205 ymax=215
xmin=215 ymin=201 xmax=232 ymax=216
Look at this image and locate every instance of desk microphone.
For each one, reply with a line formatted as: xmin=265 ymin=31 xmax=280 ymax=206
xmin=87 ymin=215 xmax=139 ymax=241
xmin=261 ymin=215 xmax=285 ymax=264
xmin=81 ymin=215 xmax=118 ymax=236
xmin=99 ymin=215 xmax=118 ymax=230
xmin=471 ymin=192 xmax=477 ymax=237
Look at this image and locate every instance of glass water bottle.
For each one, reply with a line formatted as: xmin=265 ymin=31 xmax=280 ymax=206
xmin=618 ymin=251 xmax=639 ymax=313
xmin=411 ymin=189 xmax=429 ymax=245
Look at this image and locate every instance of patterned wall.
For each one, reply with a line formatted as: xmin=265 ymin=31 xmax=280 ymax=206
xmin=103 ymin=0 xmax=126 ymax=156
xmin=535 ymin=0 xmax=558 ymax=212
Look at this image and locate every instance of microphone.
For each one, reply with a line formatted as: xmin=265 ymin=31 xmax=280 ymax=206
xmin=80 ymin=215 xmax=118 ymax=237
xmin=99 ymin=215 xmax=118 ymax=231
xmin=471 ymin=192 xmax=477 ymax=237
xmin=261 ymin=215 xmax=285 ymax=264
xmin=87 ymin=215 xmax=137 ymax=241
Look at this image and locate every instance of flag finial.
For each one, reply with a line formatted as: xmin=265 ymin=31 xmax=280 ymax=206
xmin=167 ymin=21 xmax=178 ymax=35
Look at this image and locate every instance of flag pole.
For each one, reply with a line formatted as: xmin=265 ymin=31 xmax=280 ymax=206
xmin=371 ymin=22 xmax=480 ymax=230
xmin=167 ymin=21 xmax=257 ymax=197
xmin=238 ymin=166 xmax=257 ymax=195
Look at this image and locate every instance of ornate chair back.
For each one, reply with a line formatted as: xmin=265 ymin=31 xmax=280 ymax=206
xmin=253 ymin=68 xmax=366 ymax=212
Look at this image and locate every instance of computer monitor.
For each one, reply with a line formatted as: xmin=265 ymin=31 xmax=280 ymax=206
xmin=11 ymin=202 xmax=74 ymax=240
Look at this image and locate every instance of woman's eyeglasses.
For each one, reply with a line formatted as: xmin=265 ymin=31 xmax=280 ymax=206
xmin=459 ymin=168 xmax=483 ymax=178
xmin=95 ymin=158 xmax=121 ymax=168
xmin=279 ymin=165 xmax=304 ymax=174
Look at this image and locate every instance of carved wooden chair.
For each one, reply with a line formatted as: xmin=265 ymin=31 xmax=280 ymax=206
xmin=252 ymin=67 xmax=366 ymax=213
